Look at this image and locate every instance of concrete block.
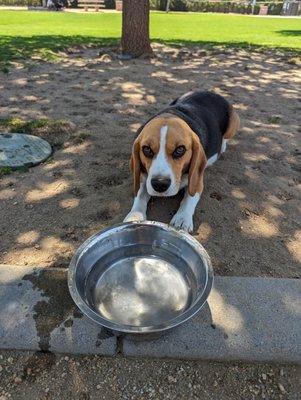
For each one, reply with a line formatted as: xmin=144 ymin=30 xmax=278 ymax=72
xmin=123 ymin=277 xmax=301 ymax=363
xmin=1 ymin=265 xmax=300 ymax=362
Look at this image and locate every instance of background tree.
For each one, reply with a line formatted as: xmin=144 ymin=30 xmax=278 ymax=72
xmin=166 ymin=0 xmax=171 ymax=12
xmin=121 ymin=0 xmax=153 ymax=57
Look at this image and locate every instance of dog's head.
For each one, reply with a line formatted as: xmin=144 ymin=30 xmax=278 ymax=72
xmin=130 ymin=115 xmax=207 ymax=197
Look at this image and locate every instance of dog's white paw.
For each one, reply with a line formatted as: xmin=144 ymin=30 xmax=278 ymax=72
xmin=170 ymin=211 xmax=194 ymax=233
xmin=124 ymin=211 xmax=146 ymax=223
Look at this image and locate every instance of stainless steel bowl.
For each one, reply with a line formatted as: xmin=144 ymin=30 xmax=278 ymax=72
xmin=68 ymin=221 xmax=213 ymax=334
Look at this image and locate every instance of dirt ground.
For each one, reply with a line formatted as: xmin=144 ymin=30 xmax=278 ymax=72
xmin=0 ymin=350 xmax=299 ymax=400
xmin=0 ymin=44 xmax=300 ymax=277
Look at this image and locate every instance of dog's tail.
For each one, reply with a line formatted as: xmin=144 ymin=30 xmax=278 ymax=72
xmin=224 ymin=105 xmax=240 ymax=140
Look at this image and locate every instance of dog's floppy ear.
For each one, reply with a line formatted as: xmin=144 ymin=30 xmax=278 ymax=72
xmin=130 ymin=137 xmax=141 ymax=196
xmin=188 ymin=132 xmax=207 ymax=196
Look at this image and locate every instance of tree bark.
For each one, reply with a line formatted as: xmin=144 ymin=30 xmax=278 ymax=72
xmin=166 ymin=0 xmax=171 ymax=12
xmin=121 ymin=0 xmax=153 ymax=57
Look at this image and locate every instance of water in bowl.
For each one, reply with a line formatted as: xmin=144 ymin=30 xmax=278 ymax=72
xmin=88 ymin=254 xmax=193 ymax=327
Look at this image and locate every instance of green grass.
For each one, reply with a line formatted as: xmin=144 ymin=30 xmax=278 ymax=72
xmin=0 ymin=117 xmax=51 ymax=133
xmin=0 ymin=11 xmax=300 ymax=68
xmin=0 ymin=166 xmax=13 ymax=177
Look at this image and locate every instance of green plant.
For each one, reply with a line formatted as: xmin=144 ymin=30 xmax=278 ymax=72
xmin=73 ymin=131 xmax=91 ymax=144
xmin=0 ymin=117 xmax=50 ymax=134
xmin=104 ymin=0 xmax=115 ymax=9
xmin=170 ymin=0 xmax=188 ymax=11
xmin=16 ymin=165 xmax=30 ymax=173
xmin=151 ymin=0 xmax=188 ymax=11
xmin=0 ymin=0 xmax=42 ymax=5
xmin=0 ymin=166 xmax=12 ymax=177
xmin=0 ymin=64 xmax=9 ymax=73
xmin=185 ymin=1 xmax=261 ymax=15
xmin=266 ymin=2 xmax=284 ymax=15
xmin=267 ymin=115 xmax=282 ymax=124
xmin=150 ymin=0 xmax=283 ymax=15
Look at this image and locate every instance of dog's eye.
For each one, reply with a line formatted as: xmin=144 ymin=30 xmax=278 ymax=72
xmin=142 ymin=145 xmax=154 ymax=159
xmin=172 ymin=145 xmax=186 ymax=159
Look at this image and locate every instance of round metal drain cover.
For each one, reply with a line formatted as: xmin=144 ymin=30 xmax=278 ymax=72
xmin=0 ymin=133 xmax=52 ymax=168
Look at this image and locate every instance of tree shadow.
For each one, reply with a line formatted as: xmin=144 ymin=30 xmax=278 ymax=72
xmin=276 ymin=30 xmax=301 ymax=37
xmin=1 ymin=34 xmax=299 ymax=68
xmin=153 ymin=38 xmax=300 ymax=53
xmin=0 ymin=35 xmax=118 ymax=66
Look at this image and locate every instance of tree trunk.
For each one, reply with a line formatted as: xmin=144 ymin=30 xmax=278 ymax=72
xmin=166 ymin=0 xmax=171 ymax=12
xmin=121 ymin=0 xmax=153 ymax=57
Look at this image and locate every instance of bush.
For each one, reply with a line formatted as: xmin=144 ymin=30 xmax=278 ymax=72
xmin=170 ymin=0 xmax=188 ymax=11
xmin=0 ymin=0 xmax=116 ymax=7
xmin=0 ymin=0 xmax=42 ymax=5
xmin=266 ymin=2 xmax=283 ymax=15
xmin=150 ymin=0 xmax=284 ymax=15
xmin=0 ymin=0 xmax=284 ymax=14
xmin=150 ymin=0 xmax=188 ymax=11
xmin=149 ymin=0 xmax=159 ymax=10
xmin=104 ymin=0 xmax=115 ymax=9
xmin=186 ymin=1 xmax=261 ymax=14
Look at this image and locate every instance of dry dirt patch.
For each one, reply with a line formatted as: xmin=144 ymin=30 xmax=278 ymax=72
xmin=0 ymin=350 xmax=299 ymax=400
xmin=0 ymin=44 xmax=300 ymax=277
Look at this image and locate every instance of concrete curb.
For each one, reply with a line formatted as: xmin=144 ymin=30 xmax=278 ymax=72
xmin=0 ymin=265 xmax=300 ymax=363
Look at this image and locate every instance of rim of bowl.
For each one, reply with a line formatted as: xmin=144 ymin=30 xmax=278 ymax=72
xmin=68 ymin=221 xmax=214 ymax=334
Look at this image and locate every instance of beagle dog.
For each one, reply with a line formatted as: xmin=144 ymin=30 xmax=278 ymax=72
xmin=124 ymin=90 xmax=240 ymax=232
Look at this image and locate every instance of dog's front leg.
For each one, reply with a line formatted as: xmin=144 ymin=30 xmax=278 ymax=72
xmin=124 ymin=176 xmax=150 ymax=222
xmin=170 ymin=190 xmax=200 ymax=232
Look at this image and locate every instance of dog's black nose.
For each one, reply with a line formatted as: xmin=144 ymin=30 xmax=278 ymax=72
xmin=151 ymin=177 xmax=171 ymax=193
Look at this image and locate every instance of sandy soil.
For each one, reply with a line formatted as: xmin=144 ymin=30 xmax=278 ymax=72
xmin=0 ymin=350 xmax=299 ymax=400
xmin=0 ymin=44 xmax=300 ymax=277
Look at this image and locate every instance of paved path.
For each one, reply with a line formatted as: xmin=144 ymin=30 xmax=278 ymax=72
xmin=0 ymin=265 xmax=300 ymax=363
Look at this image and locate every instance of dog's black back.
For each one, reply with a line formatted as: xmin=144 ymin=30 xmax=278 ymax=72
xmin=166 ymin=90 xmax=231 ymax=158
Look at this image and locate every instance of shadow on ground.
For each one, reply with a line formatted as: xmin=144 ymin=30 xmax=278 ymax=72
xmin=1 ymin=34 xmax=300 ymax=68
xmin=0 ymin=36 xmax=118 ymax=66
xmin=277 ymin=30 xmax=301 ymax=37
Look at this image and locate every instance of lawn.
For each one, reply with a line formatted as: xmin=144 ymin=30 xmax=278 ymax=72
xmin=0 ymin=10 xmax=300 ymax=67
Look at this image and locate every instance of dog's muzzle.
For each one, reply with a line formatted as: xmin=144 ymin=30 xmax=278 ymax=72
xmin=151 ymin=177 xmax=171 ymax=193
